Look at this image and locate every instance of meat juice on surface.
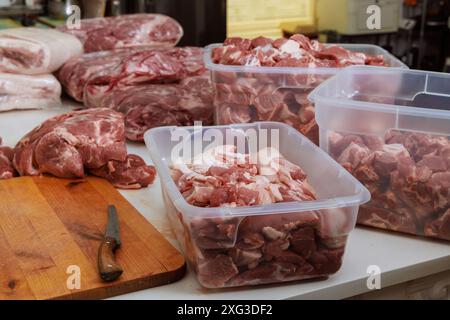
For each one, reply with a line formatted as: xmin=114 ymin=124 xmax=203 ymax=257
xmin=208 ymin=35 xmax=391 ymax=145
xmin=169 ymin=145 xmax=351 ymax=288
xmin=329 ymin=130 xmax=450 ymax=241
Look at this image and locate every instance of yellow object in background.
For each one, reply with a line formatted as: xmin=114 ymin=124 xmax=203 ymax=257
xmin=227 ymin=0 xmax=314 ymax=39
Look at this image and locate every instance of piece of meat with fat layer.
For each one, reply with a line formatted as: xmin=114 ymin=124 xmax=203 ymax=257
xmin=12 ymin=108 xmax=155 ymax=189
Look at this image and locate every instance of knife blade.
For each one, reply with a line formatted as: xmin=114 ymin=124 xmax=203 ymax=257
xmin=97 ymin=205 xmax=123 ymax=282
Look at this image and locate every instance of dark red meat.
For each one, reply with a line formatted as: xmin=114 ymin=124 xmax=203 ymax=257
xmin=58 ymin=14 xmax=183 ymax=53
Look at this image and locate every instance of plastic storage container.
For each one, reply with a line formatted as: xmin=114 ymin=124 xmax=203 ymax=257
xmin=309 ymin=66 xmax=450 ymax=241
xmin=204 ymin=43 xmax=407 ymax=145
xmin=145 ymin=122 xmax=370 ymax=288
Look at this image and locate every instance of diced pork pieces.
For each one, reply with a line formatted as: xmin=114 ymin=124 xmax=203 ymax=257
xmin=330 ymin=130 xmax=450 ymax=240
xmin=210 ymin=34 xmax=389 ymax=145
xmin=13 ymin=108 xmax=155 ymax=189
xmin=0 ymin=138 xmax=15 ymax=180
xmin=58 ymin=14 xmax=183 ymax=53
xmin=171 ymin=146 xmax=348 ymax=287
xmin=0 ymin=28 xmax=82 ymax=74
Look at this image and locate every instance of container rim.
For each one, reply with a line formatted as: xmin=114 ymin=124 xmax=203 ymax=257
xmin=308 ymin=65 xmax=450 ymax=122
xmin=203 ymin=43 xmax=408 ymax=75
xmin=144 ymin=122 xmax=371 ymax=219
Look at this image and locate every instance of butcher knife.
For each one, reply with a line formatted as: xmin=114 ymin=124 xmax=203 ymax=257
xmin=98 ymin=205 xmax=123 ymax=282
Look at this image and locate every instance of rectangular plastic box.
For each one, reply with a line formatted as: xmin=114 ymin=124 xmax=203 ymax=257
xmin=309 ymin=66 xmax=450 ymax=241
xmin=145 ymin=122 xmax=370 ymax=288
xmin=204 ymin=43 xmax=407 ymax=145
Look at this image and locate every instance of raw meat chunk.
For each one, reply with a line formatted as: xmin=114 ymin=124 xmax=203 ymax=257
xmin=89 ymin=154 xmax=156 ymax=189
xmin=94 ymin=72 xmax=213 ymax=142
xmin=171 ymin=145 xmax=348 ymax=287
xmin=0 ymin=74 xmax=61 ymax=112
xmin=12 ymin=108 xmax=155 ymax=189
xmin=58 ymin=14 xmax=183 ymax=53
xmin=0 ymin=28 xmax=82 ymax=74
xmin=58 ymin=46 xmax=205 ymax=104
xmin=0 ymin=138 xmax=15 ymax=179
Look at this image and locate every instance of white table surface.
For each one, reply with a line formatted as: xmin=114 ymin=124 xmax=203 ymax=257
xmin=0 ymin=106 xmax=449 ymax=300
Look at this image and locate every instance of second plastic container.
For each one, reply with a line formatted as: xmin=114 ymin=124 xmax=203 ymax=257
xmin=204 ymin=43 xmax=407 ymax=145
xmin=310 ymin=66 xmax=450 ymax=241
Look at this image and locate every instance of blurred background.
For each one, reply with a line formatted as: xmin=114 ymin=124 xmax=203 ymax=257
xmin=0 ymin=0 xmax=449 ymax=71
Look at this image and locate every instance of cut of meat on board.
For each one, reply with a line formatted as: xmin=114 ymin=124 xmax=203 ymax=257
xmin=0 ymin=28 xmax=82 ymax=74
xmin=58 ymin=46 xmax=205 ymax=106
xmin=330 ymin=130 xmax=450 ymax=241
xmin=97 ymin=72 xmax=213 ymax=141
xmin=0 ymin=137 xmax=15 ymax=180
xmin=58 ymin=14 xmax=183 ymax=53
xmin=0 ymin=74 xmax=61 ymax=112
xmin=170 ymin=145 xmax=350 ymax=287
xmin=12 ymin=108 xmax=156 ymax=189
xmin=210 ymin=34 xmax=389 ymax=145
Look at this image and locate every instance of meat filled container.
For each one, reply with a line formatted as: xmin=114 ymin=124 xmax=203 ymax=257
xmin=309 ymin=66 xmax=450 ymax=241
xmin=204 ymin=42 xmax=406 ymax=145
xmin=145 ymin=122 xmax=370 ymax=288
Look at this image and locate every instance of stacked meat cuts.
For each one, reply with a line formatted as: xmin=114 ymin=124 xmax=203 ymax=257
xmin=170 ymin=145 xmax=350 ymax=287
xmin=58 ymin=46 xmax=213 ymax=141
xmin=12 ymin=108 xmax=156 ymax=189
xmin=58 ymin=14 xmax=183 ymax=53
xmin=0 ymin=138 xmax=15 ymax=180
xmin=0 ymin=28 xmax=83 ymax=112
xmin=210 ymin=35 xmax=388 ymax=144
xmin=329 ymin=130 xmax=450 ymax=240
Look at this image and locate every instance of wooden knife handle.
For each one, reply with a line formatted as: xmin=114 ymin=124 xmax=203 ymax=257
xmin=98 ymin=236 xmax=123 ymax=282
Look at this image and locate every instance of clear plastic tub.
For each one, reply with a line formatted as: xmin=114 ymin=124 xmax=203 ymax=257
xmin=144 ymin=122 xmax=370 ymax=288
xmin=204 ymin=43 xmax=407 ymax=145
xmin=309 ymin=66 xmax=450 ymax=241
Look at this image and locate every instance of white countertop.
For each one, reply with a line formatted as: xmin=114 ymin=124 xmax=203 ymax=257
xmin=1 ymin=107 xmax=449 ymax=300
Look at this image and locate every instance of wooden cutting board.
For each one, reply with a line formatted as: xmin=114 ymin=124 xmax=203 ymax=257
xmin=0 ymin=176 xmax=186 ymax=300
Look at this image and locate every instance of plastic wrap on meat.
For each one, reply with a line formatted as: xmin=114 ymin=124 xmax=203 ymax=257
xmin=12 ymin=108 xmax=156 ymax=189
xmin=84 ymin=47 xmax=206 ymax=108
xmin=58 ymin=47 xmax=206 ymax=105
xmin=170 ymin=145 xmax=349 ymax=287
xmin=330 ymin=130 xmax=450 ymax=240
xmin=58 ymin=14 xmax=183 ymax=53
xmin=0 ymin=28 xmax=82 ymax=74
xmin=0 ymin=137 xmax=15 ymax=180
xmin=97 ymin=73 xmax=213 ymax=141
xmin=0 ymin=74 xmax=61 ymax=112
xmin=210 ymin=34 xmax=389 ymax=145
xmin=58 ymin=49 xmax=133 ymax=102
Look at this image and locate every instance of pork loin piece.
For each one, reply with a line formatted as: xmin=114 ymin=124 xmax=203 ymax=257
xmin=0 ymin=74 xmax=61 ymax=112
xmin=58 ymin=14 xmax=183 ymax=53
xmin=13 ymin=108 xmax=155 ymax=189
xmin=97 ymin=72 xmax=213 ymax=141
xmin=0 ymin=137 xmax=15 ymax=179
xmin=0 ymin=28 xmax=82 ymax=74
xmin=58 ymin=46 xmax=206 ymax=105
